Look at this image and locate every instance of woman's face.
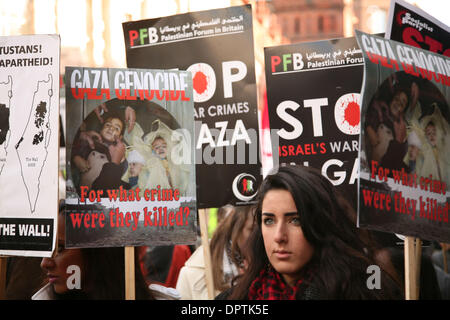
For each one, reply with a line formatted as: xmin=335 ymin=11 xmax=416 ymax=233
xmin=40 ymin=215 xmax=84 ymax=294
xmin=261 ymin=189 xmax=314 ymax=286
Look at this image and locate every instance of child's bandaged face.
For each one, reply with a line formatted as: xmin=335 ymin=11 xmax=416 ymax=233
xmin=152 ymin=138 xmax=167 ymax=159
xmin=101 ymin=118 xmax=123 ymax=142
xmin=425 ymin=124 xmax=437 ymax=147
xmin=408 ymin=145 xmax=420 ymax=161
xmin=129 ymin=162 xmax=143 ymax=177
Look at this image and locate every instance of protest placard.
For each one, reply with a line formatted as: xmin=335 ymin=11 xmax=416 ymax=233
xmin=122 ymin=5 xmax=261 ymax=208
xmin=0 ymin=35 xmax=60 ymax=257
xmin=65 ymin=67 xmax=197 ymax=248
xmin=264 ymin=37 xmax=363 ymax=207
xmin=385 ymin=0 xmax=449 ymax=57
xmin=356 ymin=30 xmax=450 ymax=243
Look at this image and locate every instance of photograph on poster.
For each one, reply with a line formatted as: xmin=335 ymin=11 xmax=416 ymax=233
xmin=65 ymin=67 xmax=197 ymax=248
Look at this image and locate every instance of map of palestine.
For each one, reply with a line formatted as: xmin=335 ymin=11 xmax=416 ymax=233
xmin=15 ymin=74 xmax=53 ymax=213
xmin=0 ymin=76 xmax=12 ymax=175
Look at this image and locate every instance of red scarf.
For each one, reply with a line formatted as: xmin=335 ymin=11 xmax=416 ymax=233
xmin=248 ymin=266 xmax=310 ymax=300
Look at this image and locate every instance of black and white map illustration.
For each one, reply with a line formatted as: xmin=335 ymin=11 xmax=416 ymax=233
xmin=0 ymin=76 xmax=12 ymax=175
xmin=0 ymin=34 xmax=59 ymax=257
xmin=15 ymin=74 xmax=53 ymax=213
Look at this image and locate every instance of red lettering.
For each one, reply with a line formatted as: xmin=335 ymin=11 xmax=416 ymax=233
xmin=271 ymin=56 xmax=281 ymax=73
xmin=362 ymin=189 xmax=374 ymax=207
xmin=319 ymin=142 xmax=326 ymax=154
xmin=417 ymin=67 xmax=433 ymax=81
xmin=425 ymin=36 xmax=443 ymax=54
xmin=295 ymin=144 xmax=304 ymax=155
xmin=70 ymin=213 xmax=83 ymax=228
xmin=444 ymin=48 xmax=450 ymax=58
xmin=288 ymin=145 xmax=295 ymax=156
xmin=170 ymin=90 xmax=180 ymax=101
xmin=71 ymin=88 xmax=109 ymax=100
xmin=304 ymin=144 xmax=311 ymax=155
xmin=366 ymin=52 xmax=380 ymax=64
xmin=401 ymin=62 xmax=420 ymax=77
xmin=390 ymin=58 xmax=400 ymax=71
xmin=181 ymin=90 xmax=190 ymax=101
xmin=379 ymin=55 xmax=393 ymax=69
xmin=129 ymin=30 xmax=139 ymax=47
xmin=84 ymin=214 xmax=91 ymax=228
xmin=402 ymin=27 xmax=423 ymax=48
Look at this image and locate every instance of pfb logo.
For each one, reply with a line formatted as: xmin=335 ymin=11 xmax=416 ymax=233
xmin=232 ymin=173 xmax=257 ymax=202
xmin=271 ymin=53 xmax=304 ymax=73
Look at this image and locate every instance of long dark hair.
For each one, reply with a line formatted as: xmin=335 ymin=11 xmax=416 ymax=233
xmin=57 ymin=201 xmax=154 ymax=300
xmin=210 ymin=205 xmax=254 ymax=292
xmin=229 ymin=165 xmax=402 ymax=300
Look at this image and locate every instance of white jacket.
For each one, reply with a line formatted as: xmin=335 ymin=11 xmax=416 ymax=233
xmin=176 ymin=245 xmax=216 ymax=300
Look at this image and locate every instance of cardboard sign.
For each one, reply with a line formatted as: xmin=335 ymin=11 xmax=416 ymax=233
xmin=356 ymin=30 xmax=450 ymax=243
xmin=122 ymin=5 xmax=261 ymax=208
xmin=65 ymin=67 xmax=197 ymax=248
xmin=264 ymin=37 xmax=363 ymax=206
xmin=385 ymin=0 xmax=449 ymax=57
xmin=0 ymin=35 xmax=60 ymax=257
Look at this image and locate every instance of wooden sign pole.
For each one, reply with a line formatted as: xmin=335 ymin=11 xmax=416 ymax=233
xmin=415 ymin=238 xmax=422 ymax=299
xmin=125 ymin=246 xmax=135 ymax=300
xmin=404 ymin=236 xmax=418 ymax=300
xmin=199 ymin=208 xmax=215 ymax=299
xmin=0 ymin=257 xmax=7 ymax=300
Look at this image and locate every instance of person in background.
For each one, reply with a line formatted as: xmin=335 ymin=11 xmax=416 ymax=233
xmin=217 ymin=204 xmax=234 ymax=225
xmin=4 ymin=257 xmax=45 ymax=299
xmin=176 ymin=205 xmax=254 ymax=299
xmin=432 ymin=242 xmax=450 ymax=300
xmin=217 ymin=165 xmax=402 ymax=300
xmin=32 ymin=200 xmax=179 ymax=300
xmin=139 ymin=244 xmax=192 ymax=290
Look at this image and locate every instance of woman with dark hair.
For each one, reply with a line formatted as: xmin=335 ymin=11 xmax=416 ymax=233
xmin=32 ymin=201 xmax=179 ymax=300
xmin=219 ymin=165 xmax=402 ymax=300
xmin=210 ymin=205 xmax=254 ymax=292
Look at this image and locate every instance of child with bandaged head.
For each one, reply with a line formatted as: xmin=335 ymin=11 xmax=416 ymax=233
xmin=126 ymin=149 xmax=146 ymax=188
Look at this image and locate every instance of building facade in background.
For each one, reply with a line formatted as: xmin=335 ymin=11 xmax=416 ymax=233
xmin=262 ymin=0 xmax=344 ymax=43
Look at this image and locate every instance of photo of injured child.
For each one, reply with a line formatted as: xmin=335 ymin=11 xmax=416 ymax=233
xmin=364 ymin=71 xmax=449 ymax=185
xmin=71 ymin=105 xmax=131 ymax=195
xmin=122 ymin=119 xmax=190 ymax=197
xmin=70 ymin=98 xmax=190 ymax=198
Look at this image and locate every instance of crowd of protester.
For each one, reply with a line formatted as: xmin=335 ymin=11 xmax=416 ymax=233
xmin=3 ymin=165 xmax=449 ymax=300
